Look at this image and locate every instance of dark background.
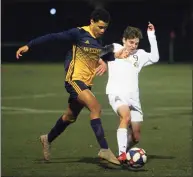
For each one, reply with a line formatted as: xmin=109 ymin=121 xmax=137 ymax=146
xmin=1 ymin=0 xmax=193 ymax=63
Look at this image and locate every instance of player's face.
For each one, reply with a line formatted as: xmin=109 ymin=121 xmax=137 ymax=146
xmin=123 ymin=38 xmax=140 ymax=54
xmin=91 ymin=20 xmax=109 ymax=38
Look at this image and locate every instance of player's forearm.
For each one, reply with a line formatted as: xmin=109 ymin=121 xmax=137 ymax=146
xmin=148 ymin=31 xmax=159 ymax=62
xmin=27 ymin=33 xmax=61 ymax=48
xmin=100 ymin=44 xmax=114 ymax=57
xmin=98 ymin=58 xmax=106 ymax=65
xmin=27 ymin=29 xmax=79 ymax=48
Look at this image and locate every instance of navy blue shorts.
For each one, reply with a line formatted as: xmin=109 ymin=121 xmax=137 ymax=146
xmin=65 ymin=80 xmax=91 ymax=103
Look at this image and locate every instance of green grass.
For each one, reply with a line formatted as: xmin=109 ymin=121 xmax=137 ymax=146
xmin=1 ymin=63 xmax=192 ymax=177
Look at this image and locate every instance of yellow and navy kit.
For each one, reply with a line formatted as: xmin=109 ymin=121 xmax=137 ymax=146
xmin=27 ymin=26 xmax=114 ymax=86
xmin=65 ymin=26 xmax=102 ymax=86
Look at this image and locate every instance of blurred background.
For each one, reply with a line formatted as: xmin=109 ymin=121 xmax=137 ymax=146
xmin=1 ymin=0 xmax=193 ymax=63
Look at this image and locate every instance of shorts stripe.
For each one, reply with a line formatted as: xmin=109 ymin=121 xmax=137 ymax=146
xmin=69 ymin=81 xmax=82 ymax=94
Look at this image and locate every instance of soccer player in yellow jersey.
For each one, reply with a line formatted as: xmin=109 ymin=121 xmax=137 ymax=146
xmin=16 ymin=8 xmax=120 ymax=165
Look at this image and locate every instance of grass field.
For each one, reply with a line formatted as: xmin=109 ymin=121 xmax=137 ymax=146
xmin=1 ymin=63 xmax=192 ymax=177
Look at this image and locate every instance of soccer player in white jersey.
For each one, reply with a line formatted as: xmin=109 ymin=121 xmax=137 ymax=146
xmin=105 ymin=22 xmax=159 ymax=162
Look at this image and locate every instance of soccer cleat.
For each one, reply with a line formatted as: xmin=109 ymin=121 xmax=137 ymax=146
xmin=117 ymin=152 xmax=127 ymax=163
xmin=98 ymin=148 xmax=120 ymax=165
xmin=40 ymin=134 xmax=51 ymax=161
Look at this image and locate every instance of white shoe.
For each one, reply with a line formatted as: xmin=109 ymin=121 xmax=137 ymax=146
xmin=98 ymin=148 xmax=120 ymax=165
xmin=40 ymin=134 xmax=51 ymax=161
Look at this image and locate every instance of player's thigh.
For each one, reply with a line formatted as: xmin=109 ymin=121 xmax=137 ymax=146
xmin=65 ymin=80 xmax=88 ymax=101
xmin=65 ymin=80 xmax=100 ymax=112
xmin=108 ymin=94 xmax=129 ymax=115
xmin=117 ymin=105 xmax=131 ymax=119
xmin=64 ymin=80 xmax=87 ymax=118
xmin=78 ymin=89 xmax=101 ymax=112
xmin=62 ymin=99 xmax=84 ymax=121
xmin=68 ymin=99 xmax=84 ymax=118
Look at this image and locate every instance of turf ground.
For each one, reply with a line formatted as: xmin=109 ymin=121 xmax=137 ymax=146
xmin=1 ymin=63 xmax=192 ymax=177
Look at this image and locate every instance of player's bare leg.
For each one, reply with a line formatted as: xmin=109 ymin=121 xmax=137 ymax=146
xmin=40 ymin=101 xmax=84 ymax=161
xmin=116 ymin=105 xmax=131 ymax=162
xmin=77 ymin=89 xmax=120 ymax=165
xmin=127 ymin=122 xmax=141 ymax=150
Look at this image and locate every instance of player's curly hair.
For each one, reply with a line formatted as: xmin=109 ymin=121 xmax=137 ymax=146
xmin=90 ymin=8 xmax=111 ymax=23
xmin=123 ymin=26 xmax=143 ymax=39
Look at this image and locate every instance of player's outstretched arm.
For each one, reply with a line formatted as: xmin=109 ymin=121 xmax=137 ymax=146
xmin=146 ymin=22 xmax=159 ymax=63
xmin=16 ymin=28 xmax=80 ymax=60
xmin=100 ymin=44 xmax=114 ymax=57
xmin=16 ymin=45 xmax=29 ymax=59
xmin=100 ymin=44 xmax=129 ymax=59
xmin=147 ymin=21 xmax=155 ymax=31
xmin=26 ymin=28 xmax=80 ymax=48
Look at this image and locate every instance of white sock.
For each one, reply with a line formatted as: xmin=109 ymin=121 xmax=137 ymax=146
xmin=117 ymin=128 xmax=128 ymax=155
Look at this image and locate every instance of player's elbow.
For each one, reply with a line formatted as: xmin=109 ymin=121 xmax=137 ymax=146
xmin=154 ymin=55 xmax=159 ymax=63
xmin=152 ymin=53 xmax=159 ymax=63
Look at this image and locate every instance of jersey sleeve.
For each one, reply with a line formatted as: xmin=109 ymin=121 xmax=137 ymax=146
xmin=113 ymin=43 xmax=124 ymax=52
xmin=100 ymin=43 xmax=123 ymax=62
xmin=143 ymin=31 xmax=159 ymax=66
xmin=100 ymin=44 xmax=114 ymax=57
xmin=101 ymin=52 xmax=115 ymax=62
xmin=27 ymin=28 xmax=81 ymax=48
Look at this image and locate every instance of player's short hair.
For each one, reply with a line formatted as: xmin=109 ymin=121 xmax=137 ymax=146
xmin=90 ymin=8 xmax=111 ymax=23
xmin=123 ymin=26 xmax=143 ymax=39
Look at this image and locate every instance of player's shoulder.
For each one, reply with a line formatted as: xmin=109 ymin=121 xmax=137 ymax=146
xmin=66 ymin=26 xmax=87 ymax=35
xmin=66 ymin=27 xmax=88 ymax=39
xmin=113 ymin=43 xmax=124 ymax=52
xmin=78 ymin=26 xmax=91 ymax=34
xmin=76 ymin=26 xmax=86 ymax=33
xmin=66 ymin=27 xmax=83 ymax=34
xmin=135 ymin=49 xmax=146 ymax=55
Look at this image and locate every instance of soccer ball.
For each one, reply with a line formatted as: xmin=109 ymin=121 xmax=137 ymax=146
xmin=126 ymin=147 xmax=147 ymax=169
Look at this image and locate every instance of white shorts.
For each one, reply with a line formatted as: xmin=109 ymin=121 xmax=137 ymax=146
xmin=108 ymin=94 xmax=143 ymax=122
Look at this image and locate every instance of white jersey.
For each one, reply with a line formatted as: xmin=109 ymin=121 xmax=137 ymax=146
xmin=106 ymin=31 xmax=159 ymax=97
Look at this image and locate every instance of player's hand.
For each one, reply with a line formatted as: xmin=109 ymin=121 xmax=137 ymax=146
xmin=16 ymin=45 xmax=29 ymax=59
xmin=147 ymin=22 xmax=155 ymax=31
xmin=96 ymin=59 xmax=107 ymax=76
xmin=114 ymin=48 xmax=129 ymax=59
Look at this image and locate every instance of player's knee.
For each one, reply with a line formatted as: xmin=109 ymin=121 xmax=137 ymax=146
xmin=62 ymin=114 xmax=77 ymax=123
xmin=121 ymin=116 xmax=131 ymax=125
xmin=68 ymin=116 xmax=77 ymax=123
xmin=90 ymin=103 xmax=102 ymax=115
